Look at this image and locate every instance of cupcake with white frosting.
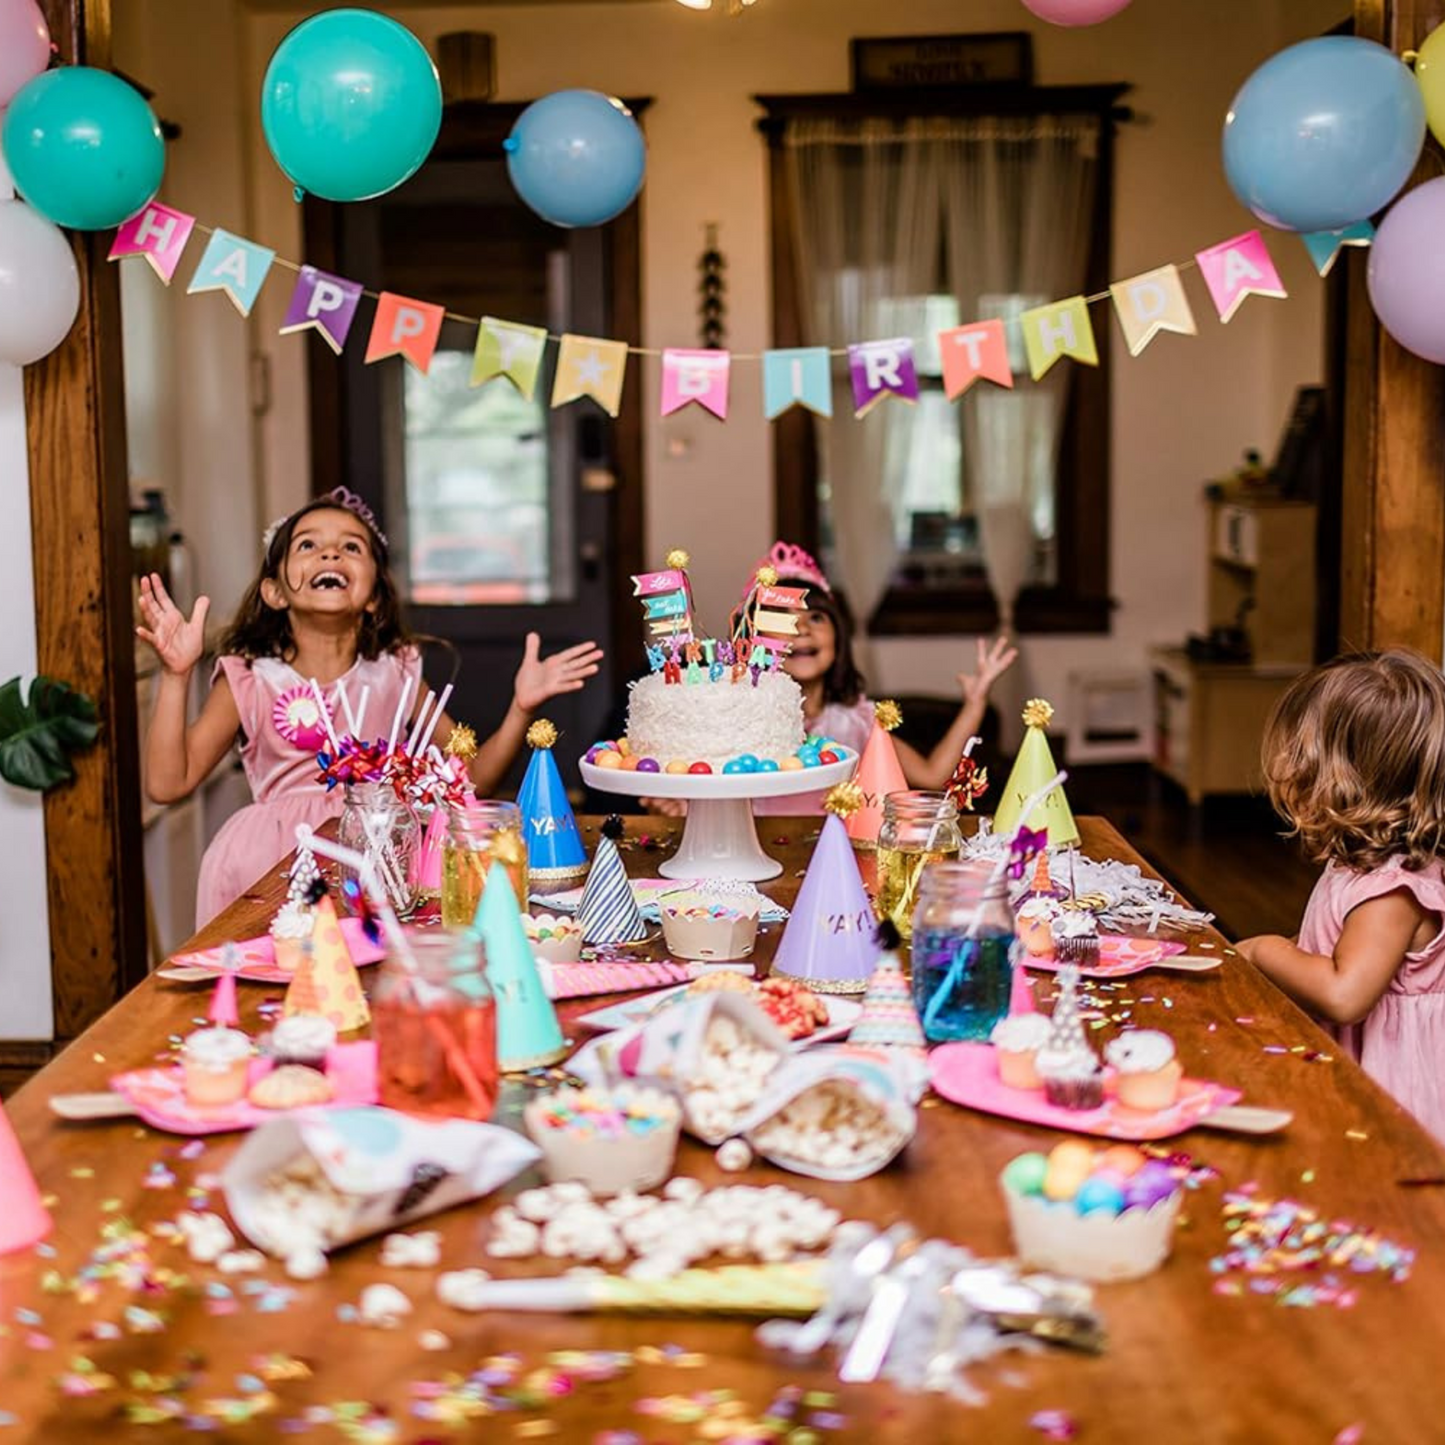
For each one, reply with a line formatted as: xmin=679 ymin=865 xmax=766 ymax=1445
xmin=270 ymin=900 xmax=313 ymax=974
xmin=1016 ymin=895 xmax=1063 ymax=957
xmin=182 ymin=1026 xmax=252 ymax=1107
xmin=1105 ymin=1030 xmax=1183 ymax=1111
xmin=1051 ymin=909 xmax=1100 ymax=968
xmin=990 ymin=1013 xmax=1053 ymax=1090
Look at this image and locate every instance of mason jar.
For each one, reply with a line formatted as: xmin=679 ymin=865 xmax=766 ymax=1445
xmin=337 ymin=780 xmax=421 ymax=919
xmin=372 ymin=929 xmax=498 ymax=1121
xmin=875 ymin=791 xmax=964 ymax=939
xmin=910 ymin=860 xmax=1016 ymax=1043
xmin=441 ymin=799 xmax=529 ymax=929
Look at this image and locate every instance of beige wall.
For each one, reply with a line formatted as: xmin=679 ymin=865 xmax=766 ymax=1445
xmin=122 ymin=0 xmax=1345 ymax=739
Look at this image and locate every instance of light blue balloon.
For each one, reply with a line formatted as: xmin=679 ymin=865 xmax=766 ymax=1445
xmin=261 ymin=9 xmax=441 ymax=203
xmin=505 ymin=90 xmax=646 ymax=229
xmin=1223 ymin=36 xmax=1425 ymax=233
xmin=1 ymin=67 xmax=164 ymax=231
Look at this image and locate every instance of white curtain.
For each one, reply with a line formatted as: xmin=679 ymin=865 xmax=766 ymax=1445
xmin=784 ymin=114 xmax=1100 ymax=630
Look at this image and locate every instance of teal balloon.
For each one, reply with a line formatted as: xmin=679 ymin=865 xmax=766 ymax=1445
xmin=1223 ymin=36 xmax=1425 ymax=233
xmin=261 ymin=9 xmax=441 ymax=203
xmin=505 ymin=90 xmax=646 ymax=229
xmin=1 ymin=67 xmax=164 ymax=231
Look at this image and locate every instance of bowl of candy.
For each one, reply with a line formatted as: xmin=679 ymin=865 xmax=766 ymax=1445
xmin=660 ymin=884 xmax=762 ymax=961
xmin=522 ymin=912 xmax=585 ymax=964
xmin=523 ymin=1085 xmax=683 ymax=1196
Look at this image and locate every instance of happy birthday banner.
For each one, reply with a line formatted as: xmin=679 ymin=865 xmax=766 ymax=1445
xmin=109 ymin=201 xmax=1371 ymax=421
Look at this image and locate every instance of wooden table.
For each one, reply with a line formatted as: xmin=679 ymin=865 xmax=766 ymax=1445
xmin=5 ymin=818 xmax=1445 ymax=1442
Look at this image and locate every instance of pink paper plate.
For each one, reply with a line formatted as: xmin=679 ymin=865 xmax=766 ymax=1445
xmin=1022 ymin=935 xmax=1187 ymax=979
xmin=928 ymin=1041 xmax=1242 ymax=1141
xmin=109 ymin=1042 xmax=377 ymax=1135
xmin=168 ymin=917 xmax=388 ymax=982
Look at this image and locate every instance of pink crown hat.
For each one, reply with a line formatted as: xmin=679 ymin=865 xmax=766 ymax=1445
xmin=750 ymin=540 xmax=831 ymax=595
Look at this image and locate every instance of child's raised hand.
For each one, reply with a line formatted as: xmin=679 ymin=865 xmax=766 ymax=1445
xmin=513 ymin=632 xmax=605 ymax=713
xmin=136 ymin=573 xmax=211 ymax=676
xmin=957 ymin=634 xmax=1018 ymax=706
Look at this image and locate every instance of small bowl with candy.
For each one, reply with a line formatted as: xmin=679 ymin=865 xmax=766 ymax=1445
xmin=522 ymin=912 xmax=585 ymax=964
xmin=1000 ymin=1140 xmax=1183 ymax=1282
xmin=660 ymin=884 xmax=762 ymax=961
xmin=523 ymin=1084 xmax=683 ymax=1196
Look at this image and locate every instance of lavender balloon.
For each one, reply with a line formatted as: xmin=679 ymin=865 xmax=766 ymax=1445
xmin=1022 ymin=0 xmax=1132 ymax=24
xmin=1368 ymin=179 xmax=1445 ymax=365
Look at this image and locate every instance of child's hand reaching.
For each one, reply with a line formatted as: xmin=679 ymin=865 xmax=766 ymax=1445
xmin=958 ymin=634 xmax=1018 ymax=707
xmin=137 ymin=573 xmax=211 ymax=677
xmin=513 ymin=631 xmax=605 ymax=713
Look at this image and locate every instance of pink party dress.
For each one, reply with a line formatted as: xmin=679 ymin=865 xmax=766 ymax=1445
xmin=1297 ymin=856 xmax=1445 ymax=1145
xmin=753 ymin=695 xmax=875 ymax=817
xmin=194 ymin=649 xmax=423 ymax=927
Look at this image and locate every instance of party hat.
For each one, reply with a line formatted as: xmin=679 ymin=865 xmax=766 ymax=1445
xmin=288 ymin=896 xmax=369 ymax=1032
xmin=208 ymin=944 xmax=241 ymax=1027
xmin=771 ymin=790 xmax=877 ymax=996
xmin=577 ymin=828 xmax=647 ymax=944
xmin=412 ymin=807 xmax=446 ymax=900
xmin=0 ymin=1100 xmax=50 ymax=1255
xmin=992 ymin=700 xmax=1079 ymax=848
xmin=517 ymin=720 xmax=589 ymax=885
xmin=848 ymin=928 xmax=926 ymax=1057
xmin=1009 ymin=960 xmax=1036 ymax=1015
xmin=475 ymin=859 xmax=568 ymax=1070
xmin=847 ymin=701 xmax=908 ymax=850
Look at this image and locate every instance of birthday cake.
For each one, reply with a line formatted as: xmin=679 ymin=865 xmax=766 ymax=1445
xmin=625 ymin=669 xmax=806 ymax=770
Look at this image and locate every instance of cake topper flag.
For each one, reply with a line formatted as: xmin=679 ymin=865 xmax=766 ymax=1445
xmin=632 ymin=549 xmax=696 ymax=649
xmin=577 ymin=833 xmax=648 ymax=945
xmin=772 ymin=789 xmax=877 ymax=995
xmin=992 ymin=700 xmax=1080 ymax=848
xmin=475 ymin=860 xmax=568 ymax=1070
xmin=0 ymin=1099 xmax=50 ymax=1255
xmin=848 ymin=939 xmax=926 ymax=1058
xmin=518 ymin=719 xmax=588 ymax=885
xmin=847 ymin=700 xmax=908 ymax=850
xmin=287 ymin=896 xmax=369 ymax=1031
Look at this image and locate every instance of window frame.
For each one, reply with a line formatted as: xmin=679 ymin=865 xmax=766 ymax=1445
xmin=756 ymin=83 xmax=1129 ymax=637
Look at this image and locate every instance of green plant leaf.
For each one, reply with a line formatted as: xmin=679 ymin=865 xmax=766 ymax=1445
xmin=0 ymin=675 xmax=100 ymax=792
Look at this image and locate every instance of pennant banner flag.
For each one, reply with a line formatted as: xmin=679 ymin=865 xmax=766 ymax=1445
xmin=1109 ymin=264 xmax=1197 ymax=357
xmin=632 ymin=569 xmax=686 ymax=597
xmin=661 ymin=348 xmax=731 ymax=419
xmin=763 ymin=347 xmax=833 ymax=419
xmin=108 ymin=203 xmax=196 ymax=284
xmin=1021 ymin=296 xmax=1098 ymax=380
xmin=552 ymin=333 xmax=628 ymax=417
xmin=848 ymin=338 xmax=919 ymax=418
xmin=187 ymin=228 xmax=275 ymax=316
xmin=280 ymin=265 xmax=364 ymax=355
xmin=939 ymin=320 xmax=1013 ymax=398
xmin=365 ymin=291 xmax=446 ymax=373
xmin=1301 ymin=221 xmax=1374 ymax=278
xmin=471 ymin=316 xmax=547 ymax=398
xmin=1195 ymin=230 xmax=1287 ymax=323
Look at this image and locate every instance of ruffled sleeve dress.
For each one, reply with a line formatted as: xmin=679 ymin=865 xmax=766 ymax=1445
xmin=753 ymin=695 xmax=877 ymax=817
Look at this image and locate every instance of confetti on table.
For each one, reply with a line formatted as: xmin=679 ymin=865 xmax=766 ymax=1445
xmin=1031 ymin=1410 xmax=1079 ymax=1441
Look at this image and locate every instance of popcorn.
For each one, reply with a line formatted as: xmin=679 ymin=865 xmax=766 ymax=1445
xmin=216 ymin=1249 xmax=265 ymax=1275
xmin=177 ymin=1211 xmax=235 ymax=1264
xmin=715 ymin=1138 xmax=754 ymax=1173
xmin=359 ymin=1283 xmax=412 ymax=1328
xmin=284 ymin=1247 xmax=329 ymax=1281
xmin=381 ymin=1231 xmax=442 ymax=1269
xmin=437 ymin=1268 xmax=491 ymax=1312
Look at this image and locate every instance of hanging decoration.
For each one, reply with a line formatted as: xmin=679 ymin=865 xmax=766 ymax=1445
xmin=699 ymin=222 xmax=726 ymax=349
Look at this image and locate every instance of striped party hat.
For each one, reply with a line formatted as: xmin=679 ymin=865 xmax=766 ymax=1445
xmin=577 ymin=835 xmax=647 ymax=944
xmin=848 ymin=949 xmax=926 ymax=1057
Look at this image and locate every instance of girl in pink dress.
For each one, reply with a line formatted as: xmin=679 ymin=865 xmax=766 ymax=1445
xmin=1238 ymin=649 xmax=1445 ymax=1143
xmin=138 ymin=488 xmax=603 ymax=926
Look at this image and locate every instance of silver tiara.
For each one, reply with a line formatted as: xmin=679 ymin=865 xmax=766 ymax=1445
xmin=262 ymin=487 xmax=389 ymax=555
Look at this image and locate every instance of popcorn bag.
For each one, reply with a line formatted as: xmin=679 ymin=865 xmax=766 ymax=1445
xmin=569 ymin=991 xmax=790 ymax=1145
xmin=737 ymin=1047 xmax=918 ymax=1181
xmin=222 ymin=1106 xmax=540 ymax=1260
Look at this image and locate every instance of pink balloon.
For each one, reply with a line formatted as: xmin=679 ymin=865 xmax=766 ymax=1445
xmin=1022 ymin=0 xmax=1133 ymax=24
xmin=1368 ymin=178 xmax=1445 ymax=365
xmin=0 ymin=0 xmax=50 ymax=109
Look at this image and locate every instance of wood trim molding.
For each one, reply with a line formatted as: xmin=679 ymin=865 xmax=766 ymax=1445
xmin=25 ymin=0 xmax=149 ymax=1038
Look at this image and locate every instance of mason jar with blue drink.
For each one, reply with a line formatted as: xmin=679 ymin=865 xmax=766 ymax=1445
xmin=911 ymin=860 xmax=1016 ymax=1042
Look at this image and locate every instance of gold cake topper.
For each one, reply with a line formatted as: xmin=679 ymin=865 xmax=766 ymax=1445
xmin=526 ymin=719 xmax=559 ymax=750
xmin=1022 ymin=698 xmax=1055 ymax=730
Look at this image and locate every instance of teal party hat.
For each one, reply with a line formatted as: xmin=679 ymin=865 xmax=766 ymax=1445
xmin=517 ymin=719 xmax=588 ymax=885
xmin=577 ymin=830 xmax=648 ymax=945
xmin=474 ymin=860 xmax=569 ymax=1071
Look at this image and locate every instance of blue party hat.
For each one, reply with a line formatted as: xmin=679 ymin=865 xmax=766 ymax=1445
xmin=475 ymin=860 xmax=569 ymax=1071
xmin=771 ymin=813 xmax=876 ymax=995
xmin=517 ymin=720 xmax=589 ymax=885
xmin=577 ymin=834 xmax=648 ymax=945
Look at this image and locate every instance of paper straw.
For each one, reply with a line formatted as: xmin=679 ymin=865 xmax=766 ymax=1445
xmin=962 ymin=735 xmax=981 ymax=759
xmin=355 ymin=684 xmax=371 ymax=740
xmin=307 ymin=678 xmax=342 ymax=754
xmin=406 ymin=689 xmax=438 ymax=756
xmin=334 ymin=675 xmax=359 ymax=738
xmin=414 ymin=683 xmax=453 ymax=758
xmin=386 ymin=675 xmax=415 ymax=756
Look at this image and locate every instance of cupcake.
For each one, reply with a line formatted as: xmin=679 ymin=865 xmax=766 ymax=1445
xmin=264 ymin=1014 xmax=337 ymax=1071
xmin=1035 ymin=964 xmax=1102 ymax=1110
xmin=181 ymin=1026 xmax=252 ymax=1108
xmin=1105 ymin=1030 xmax=1184 ymax=1112
xmin=990 ymin=1013 xmax=1054 ymax=1090
xmin=270 ymin=900 xmax=313 ymax=974
xmin=1016 ymin=896 xmax=1063 ymax=958
xmin=1051 ymin=910 xmax=1100 ymax=968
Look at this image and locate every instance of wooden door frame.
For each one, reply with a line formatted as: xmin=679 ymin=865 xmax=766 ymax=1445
xmin=23 ymin=0 xmax=148 ymax=1043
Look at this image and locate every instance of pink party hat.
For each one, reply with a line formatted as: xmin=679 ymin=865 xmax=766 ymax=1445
xmin=771 ymin=811 xmax=877 ymax=996
xmin=848 ymin=944 xmax=926 ymax=1057
xmin=847 ymin=703 xmax=908 ymax=850
xmin=411 ymin=807 xmax=446 ymax=899
xmin=1009 ymin=961 xmax=1036 ymax=1015
xmin=208 ymin=944 xmax=240 ymax=1027
xmin=0 ymin=1099 xmax=51 ymax=1254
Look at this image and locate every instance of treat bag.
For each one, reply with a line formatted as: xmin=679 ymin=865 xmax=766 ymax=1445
xmin=577 ymin=835 xmax=647 ymax=945
xmin=475 ymin=860 xmax=568 ymax=1071
xmin=411 ymin=807 xmax=446 ymax=897
xmin=847 ymin=721 xmax=907 ymax=850
xmin=291 ymin=896 xmax=370 ymax=1032
xmin=518 ymin=725 xmax=589 ymax=885
xmin=0 ymin=1099 xmax=50 ymax=1254
xmin=771 ymin=814 xmax=876 ymax=995
xmin=848 ymin=949 xmax=926 ymax=1059
xmin=992 ymin=700 xmax=1080 ymax=848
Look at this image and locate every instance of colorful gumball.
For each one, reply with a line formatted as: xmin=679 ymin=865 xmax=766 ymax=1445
xmin=635 ymin=757 xmax=660 ymax=773
xmin=780 ymin=757 xmax=805 ymax=771
xmin=1001 ymin=1151 xmax=1049 ymax=1197
xmin=665 ymin=760 xmax=689 ymax=775
xmin=818 ymin=749 xmax=840 ymax=765
xmin=594 ymin=750 xmax=624 ymax=771
xmin=688 ymin=761 xmax=713 ymax=775
xmin=1075 ymin=1174 xmax=1127 ymax=1216
xmin=1123 ymin=1159 xmax=1178 ymax=1210
xmin=757 ymin=759 xmax=780 ymax=773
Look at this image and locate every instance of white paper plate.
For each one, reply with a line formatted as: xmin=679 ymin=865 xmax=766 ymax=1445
xmin=575 ymin=983 xmax=862 ymax=1050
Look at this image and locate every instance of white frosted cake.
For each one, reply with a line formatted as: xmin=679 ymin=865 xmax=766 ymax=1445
xmin=625 ymin=671 xmax=806 ymax=768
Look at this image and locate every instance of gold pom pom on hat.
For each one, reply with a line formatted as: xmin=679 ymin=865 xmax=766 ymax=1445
xmin=1022 ymin=698 xmax=1055 ymax=730
xmin=665 ymin=548 xmax=691 ymax=571
xmin=823 ymin=781 xmax=865 ymax=819
xmin=874 ymin=699 xmax=903 ymax=733
xmin=444 ymin=724 xmax=478 ymax=761
xmin=526 ymin=719 xmax=559 ymax=750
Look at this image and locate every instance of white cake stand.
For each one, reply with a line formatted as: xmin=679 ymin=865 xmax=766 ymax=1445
xmin=579 ymin=752 xmax=859 ymax=882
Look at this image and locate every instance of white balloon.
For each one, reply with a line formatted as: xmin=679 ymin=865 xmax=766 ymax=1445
xmin=0 ymin=198 xmax=79 ymax=365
